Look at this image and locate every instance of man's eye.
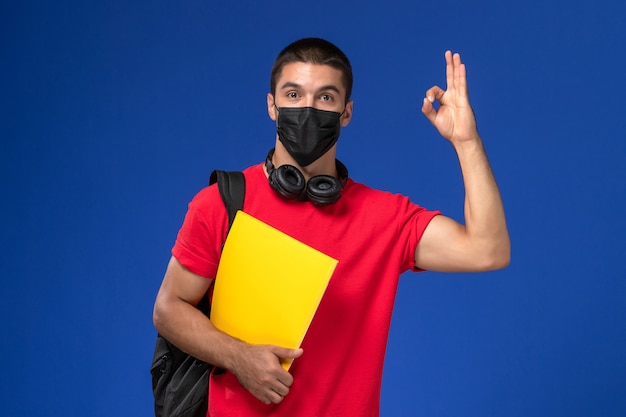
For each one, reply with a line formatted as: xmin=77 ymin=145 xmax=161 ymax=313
xmin=321 ymin=94 xmax=332 ymax=101
xmin=287 ymin=92 xmax=298 ymax=98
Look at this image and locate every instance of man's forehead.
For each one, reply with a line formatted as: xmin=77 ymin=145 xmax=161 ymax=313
xmin=276 ymin=62 xmax=345 ymax=92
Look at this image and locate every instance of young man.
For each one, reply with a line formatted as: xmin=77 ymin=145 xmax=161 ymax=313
xmin=153 ymin=38 xmax=509 ymax=416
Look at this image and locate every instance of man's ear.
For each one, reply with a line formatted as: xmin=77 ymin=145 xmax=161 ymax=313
xmin=340 ymin=100 xmax=354 ymax=127
xmin=267 ymin=93 xmax=277 ymax=121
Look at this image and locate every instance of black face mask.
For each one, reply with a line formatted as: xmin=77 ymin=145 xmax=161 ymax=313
xmin=275 ymin=106 xmax=342 ymax=167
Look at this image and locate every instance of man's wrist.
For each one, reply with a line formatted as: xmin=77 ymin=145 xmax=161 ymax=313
xmin=451 ymin=134 xmax=484 ymax=154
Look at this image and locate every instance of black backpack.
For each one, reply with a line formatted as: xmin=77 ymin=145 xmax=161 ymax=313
xmin=150 ymin=170 xmax=245 ymax=417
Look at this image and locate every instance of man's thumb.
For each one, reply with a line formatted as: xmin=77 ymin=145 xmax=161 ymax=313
xmin=272 ymin=346 xmax=304 ymax=359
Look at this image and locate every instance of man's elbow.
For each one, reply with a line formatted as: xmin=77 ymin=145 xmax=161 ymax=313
xmin=488 ymin=252 xmax=511 ymax=271
xmin=152 ymin=305 xmax=161 ymax=331
xmin=481 ymin=242 xmax=511 ymax=271
xmin=152 ymin=297 xmax=168 ymax=333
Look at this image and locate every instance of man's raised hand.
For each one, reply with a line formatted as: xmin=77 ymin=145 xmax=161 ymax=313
xmin=421 ymin=50 xmax=479 ymax=144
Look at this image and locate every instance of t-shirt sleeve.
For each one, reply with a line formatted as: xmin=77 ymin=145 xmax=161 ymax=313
xmin=171 ymin=184 xmax=229 ymax=279
xmin=395 ymin=195 xmax=441 ymax=273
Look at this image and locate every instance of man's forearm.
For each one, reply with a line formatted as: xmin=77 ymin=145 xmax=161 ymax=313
xmin=153 ymin=297 xmax=245 ymax=371
xmin=454 ymin=135 xmax=510 ymax=268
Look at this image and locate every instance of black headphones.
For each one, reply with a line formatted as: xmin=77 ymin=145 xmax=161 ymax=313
xmin=265 ymin=149 xmax=349 ymax=205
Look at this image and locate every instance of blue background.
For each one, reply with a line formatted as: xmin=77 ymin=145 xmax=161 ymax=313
xmin=2 ymin=1 xmax=625 ymax=416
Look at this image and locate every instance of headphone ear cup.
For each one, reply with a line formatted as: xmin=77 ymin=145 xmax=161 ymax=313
xmin=306 ymin=175 xmax=343 ymax=205
xmin=269 ymin=164 xmax=306 ymax=200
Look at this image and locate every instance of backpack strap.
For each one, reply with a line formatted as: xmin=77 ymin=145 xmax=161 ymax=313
xmin=209 ymin=170 xmax=245 ymax=228
xmin=194 ymin=171 xmax=245 ymax=317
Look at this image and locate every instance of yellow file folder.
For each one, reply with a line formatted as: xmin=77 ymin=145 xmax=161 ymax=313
xmin=210 ymin=211 xmax=338 ymax=370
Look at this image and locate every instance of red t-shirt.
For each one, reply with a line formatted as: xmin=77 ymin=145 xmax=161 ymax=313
xmin=172 ymin=163 xmax=440 ymax=417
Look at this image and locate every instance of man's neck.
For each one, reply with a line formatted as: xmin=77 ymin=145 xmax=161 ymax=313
xmin=271 ymin=141 xmax=338 ymax=180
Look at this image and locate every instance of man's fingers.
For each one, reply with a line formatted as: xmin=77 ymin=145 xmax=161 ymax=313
xmin=271 ymin=346 xmax=303 ymax=360
xmin=456 ymin=62 xmax=468 ymax=97
xmin=422 ymin=97 xmax=436 ymax=124
xmin=445 ymin=50 xmax=454 ymax=90
xmin=258 ymin=388 xmax=285 ymax=405
xmin=268 ymin=391 xmax=284 ymax=404
xmin=448 ymin=52 xmax=469 ymax=99
xmin=422 ymin=86 xmax=444 ymax=125
xmin=265 ymin=348 xmax=301 ymax=404
xmin=425 ymin=85 xmax=444 ymax=104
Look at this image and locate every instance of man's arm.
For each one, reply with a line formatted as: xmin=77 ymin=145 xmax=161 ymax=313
xmin=415 ymin=51 xmax=510 ymax=272
xmin=153 ymin=256 xmax=303 ymax=404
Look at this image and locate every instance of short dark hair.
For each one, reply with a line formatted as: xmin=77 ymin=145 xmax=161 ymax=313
xmin=270 ymin=38 xmax=353 ymax=102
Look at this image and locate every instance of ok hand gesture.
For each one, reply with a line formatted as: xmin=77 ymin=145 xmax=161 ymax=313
xmin=422 ymin=51 xmax=479 ymax=144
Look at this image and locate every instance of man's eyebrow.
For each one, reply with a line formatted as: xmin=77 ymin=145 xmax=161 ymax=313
xmin=317 ymin=84 xmax=341 ymax=94
xmin=278 ymin=82 xmax=342 ymax=94
xmin=278 ymin=81 xmax=302 ymax=90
